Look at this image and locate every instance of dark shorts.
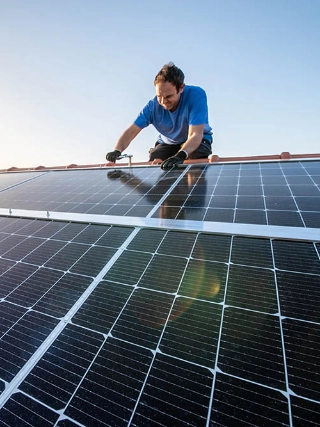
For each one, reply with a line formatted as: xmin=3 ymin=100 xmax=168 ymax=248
xmin=149 ymin=139 xmax=212 ymax=161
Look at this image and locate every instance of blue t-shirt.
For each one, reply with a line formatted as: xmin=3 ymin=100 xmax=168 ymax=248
xmin=134 ymin=85 xmax=212 ymax=145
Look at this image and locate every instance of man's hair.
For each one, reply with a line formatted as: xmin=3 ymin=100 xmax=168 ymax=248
xmin=154 ymin=62 xmax=185 ymax=92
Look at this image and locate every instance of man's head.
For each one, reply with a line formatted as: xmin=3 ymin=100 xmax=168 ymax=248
xmin=154 ymin=62 xmax=185 ymax=112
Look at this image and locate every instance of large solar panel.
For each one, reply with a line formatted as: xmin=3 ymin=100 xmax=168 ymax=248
xmin=0 ymin=160 xmax=319 ymax=426
xmin=1 ymin=161 xmax=320 ymax=227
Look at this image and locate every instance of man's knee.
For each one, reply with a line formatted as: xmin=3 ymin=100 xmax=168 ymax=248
xmin=149 ymin=143 xmax=181 ymax=161
xmin=189 ymin=141 xmax=212 ymax=159
xmin=149 ymin=147 xmax=167 ymax=161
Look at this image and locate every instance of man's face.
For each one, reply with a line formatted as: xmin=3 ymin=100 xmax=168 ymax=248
xmin=155 ymin=81 xmax=184 ymax=112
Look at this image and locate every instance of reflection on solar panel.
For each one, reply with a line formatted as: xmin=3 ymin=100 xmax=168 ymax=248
xmin=0 ymin=160 xmax=320 ymax=426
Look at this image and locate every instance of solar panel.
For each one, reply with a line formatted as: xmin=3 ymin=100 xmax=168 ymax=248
xmin=1 ymin=161 xmax=320 ymax=227
xmin=0 ymin=160 xmax=320 ymax=425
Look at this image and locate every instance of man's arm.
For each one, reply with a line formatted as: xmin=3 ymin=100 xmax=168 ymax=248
xmin=106 ymin=123 xmax=142 ymax=162
xmin=114 ymin=123 xmax=142 ymax=153
xmin=180 ymin=124 xmax=205 ymax=157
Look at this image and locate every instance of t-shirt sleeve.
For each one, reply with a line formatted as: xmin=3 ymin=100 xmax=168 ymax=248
xmin=134 ymin=100 xmax=153 ymax=129
xmin=189 ymin=89 xmax=208 ymax=126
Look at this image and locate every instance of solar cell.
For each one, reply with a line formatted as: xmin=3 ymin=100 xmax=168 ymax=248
xmin=0 ymin=159 xmax=319 ymax=425
xmin=218 ymin=306 xmax=286 ymax=389
xmin=291 ymin=395 xmax=320 ymax=426
xmin=0 ymin=392 xmax=59 ymax=425
xmin=282 ymin=319 xmax=320 ymax=401
xmin=211 ymin=373 xmax=290 ymax=426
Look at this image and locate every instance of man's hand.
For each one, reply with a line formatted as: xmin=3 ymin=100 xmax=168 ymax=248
xmin=106 ymin=150 xmax=121 ymax=163
xmin=160 ymin=150 xmax=187 ymax=170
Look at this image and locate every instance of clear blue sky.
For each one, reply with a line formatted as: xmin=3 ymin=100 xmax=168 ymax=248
xmin=1 ymin=0 xmax=319 ymax=168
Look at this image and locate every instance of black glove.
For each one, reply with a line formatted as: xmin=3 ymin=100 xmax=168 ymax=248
xmin=160 ymin=150 xmax=187 ymax=170
xmin=106 ymin=150 xmax=121 ymax=162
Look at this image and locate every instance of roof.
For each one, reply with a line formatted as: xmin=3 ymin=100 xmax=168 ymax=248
xmin=0 ymin=153 xmax=319 ymax=425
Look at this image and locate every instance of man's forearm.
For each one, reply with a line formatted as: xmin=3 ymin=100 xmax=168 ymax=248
xmin=114 ymin=124 xmax=141 ymax=152
xmin=180 ymin=133 xmax=203 ymax=157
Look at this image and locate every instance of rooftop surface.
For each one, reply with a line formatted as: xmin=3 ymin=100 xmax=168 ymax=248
xmin=0 ymin=154 xmax=320 ymax=426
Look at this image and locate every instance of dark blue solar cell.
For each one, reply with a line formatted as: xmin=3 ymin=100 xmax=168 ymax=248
xmin=295 ymin=196 xmax=320 ymax=211
xmin=231 ymin=236 xmax=273 ymax=268
xmin=0 ymin=392 xmax=59 ymax=425
xmin=282 ymin=319 xmax=320 ymax=401
xmin=267 ymin=210 xmax=305 ymax=227
xmin=273 ymin=240 xmax=320 ymax=274
xmin=226 ymin=264 xmax=278 ymax=313
xmin=291 ymin=395 xmax=320 ymax=426
xmin=265 ymin=196 xmax=297 ymax=210
xmin=218 ymin=307 xmax=286 ymax=389
xmin=235 ymin=209 xmax=267 ymax=224
xmin=211 ymin=373 xmax=289 ymax=426
xmin=302 ymin=211 xmax=320 ymax=227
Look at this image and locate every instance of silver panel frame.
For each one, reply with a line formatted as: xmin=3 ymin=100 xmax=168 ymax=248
xmin=1 ymin=208 xmax=319 ymax=242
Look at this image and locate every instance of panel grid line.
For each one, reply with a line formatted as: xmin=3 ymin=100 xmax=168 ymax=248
xmin=259 ymin=162 xmax=268 ymax=224
xmin=271 ymin=237 xmax=293 ymax=427
xmin=206 ymin=232 xmax=233 ymax=427
xmin=232 ymin=163 xmax=241 ymax=224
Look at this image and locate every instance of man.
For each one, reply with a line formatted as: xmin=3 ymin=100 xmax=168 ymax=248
xmin=106 ymin=62 xmax=213 ymax=170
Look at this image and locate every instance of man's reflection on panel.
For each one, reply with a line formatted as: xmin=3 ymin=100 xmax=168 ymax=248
xmin=107 ymin=166 xmax=209 ymax=220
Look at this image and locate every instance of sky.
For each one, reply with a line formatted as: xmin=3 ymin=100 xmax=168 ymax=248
xmin=0 ymin=0 xmax=319 ymax=169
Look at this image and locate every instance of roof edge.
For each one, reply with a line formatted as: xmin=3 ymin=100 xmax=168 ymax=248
xmin=1 ymin=151 xmax=320 ymax=173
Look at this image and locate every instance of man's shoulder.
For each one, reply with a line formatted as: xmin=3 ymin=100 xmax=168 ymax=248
xmin=184 ymin=85 xmax=206 ymax=95
xmin=182 ymin=86 xmax=207 ymax=108
xmin=183 ymin=85 xmax=207 ymax=103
